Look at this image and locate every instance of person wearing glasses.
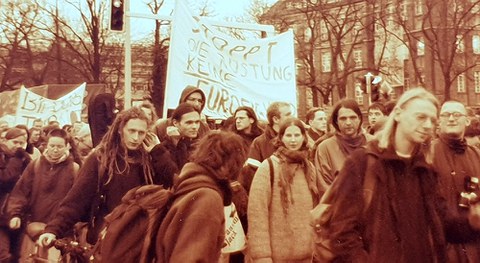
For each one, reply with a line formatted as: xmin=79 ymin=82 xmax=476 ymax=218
xmin=312 ymin=88 xmax=480 ymax=262
xmin=431 ymin=100 xmax=480 ymax=262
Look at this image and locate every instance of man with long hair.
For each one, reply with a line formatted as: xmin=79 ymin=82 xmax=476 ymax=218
xmin=313 ymin=88 xmax=480 ymax=262
xmin=38 ymin=107 xmax=164 ymax=246
xmin=314 ymin=99 xmax=371 ymax=186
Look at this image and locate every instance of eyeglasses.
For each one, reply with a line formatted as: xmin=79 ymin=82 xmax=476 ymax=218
xmin=439 ymin=112 xmax=466 ymax=120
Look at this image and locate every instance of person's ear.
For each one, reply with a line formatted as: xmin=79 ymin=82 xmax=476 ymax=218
xmin=249 ymin=118 xmax=254 ymax=125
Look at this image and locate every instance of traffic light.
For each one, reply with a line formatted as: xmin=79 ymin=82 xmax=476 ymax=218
xmin=110 ymin=0 xmax=124 ymax=31
xmin=357 ymin=74 xmax=383 ymax=103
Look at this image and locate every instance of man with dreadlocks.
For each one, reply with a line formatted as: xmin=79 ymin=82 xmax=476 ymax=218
xmin=37 ymin=107 xmax=163 ymax=246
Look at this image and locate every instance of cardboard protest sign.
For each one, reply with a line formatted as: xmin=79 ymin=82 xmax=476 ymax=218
xmin=15 ymin=83 xmax=86 ymax=127
xmin=165 ymin=0 xmax=297 ymax=120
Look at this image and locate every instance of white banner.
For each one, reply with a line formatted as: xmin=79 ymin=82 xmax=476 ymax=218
xmin=15 ymin=83 xmax=86 ymax=127
xmin=165 ymin=0 xmax=297 ymax=120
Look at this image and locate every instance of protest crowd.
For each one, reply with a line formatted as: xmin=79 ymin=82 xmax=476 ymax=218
xmin=1 ymin=0 xmax=480 ymax=261
xmin=0 ymin=85 xmax=479 ymax=263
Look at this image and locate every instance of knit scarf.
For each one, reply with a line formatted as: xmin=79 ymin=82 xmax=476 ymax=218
xmin=275 ymin=146 xmax=319 ymax=215
xmin=43 ymin=148 xmax=69 ymax=164
xmin=335 ymin=132 xmax=367 ymax=156
xmin=439 ymin=134 xmax=467 ymax=154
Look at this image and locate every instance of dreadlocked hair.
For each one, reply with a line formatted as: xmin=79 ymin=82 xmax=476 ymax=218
xmin=96 ymin=107 xmax=154 ymax=186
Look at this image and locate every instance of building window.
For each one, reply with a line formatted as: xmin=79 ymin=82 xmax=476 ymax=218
xmin=415 ymin=0 xmax=423 ymax=15
xmin=355 ymin=82 xmax=364 ymax=105
xmin=475 ymin=71 xmax=480 ymax=93
xmin=400 ymin=2 xmax=408 ymax=21
xmin=457 ymin=73 xmax=466 ymax=93
xmin=417 ymin=37 xmax=425 ymax=56
xmin=473 ymin=35 xmax=480 ymax=54
xmin=353 ymin=50 xmax=362 ymax=68
xmin=322 ymin=52 xmax=332 ymax=72
xmin=320 ymin=20 xmax=328 ymax=41
xmin=456 ymin=35 xmax=465 ymax=53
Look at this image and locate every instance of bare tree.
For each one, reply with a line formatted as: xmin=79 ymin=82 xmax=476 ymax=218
xmin=37 ymin=0 xmax=123 ymax=85
xmin=387 ymin=0 xmax=480 ymax=100
xmin=261 ymin=0 xmax=389 ymax=106
xmin=0 ymin=0 xmax=50 ymax=91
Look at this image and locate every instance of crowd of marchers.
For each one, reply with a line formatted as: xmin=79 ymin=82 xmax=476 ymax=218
xmin=1 ymin=85 xmax=480 ymax=263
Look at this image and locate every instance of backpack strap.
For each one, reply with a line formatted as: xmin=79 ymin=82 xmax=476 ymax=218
xmin=267 ymin=157 xmax=274 ymax=189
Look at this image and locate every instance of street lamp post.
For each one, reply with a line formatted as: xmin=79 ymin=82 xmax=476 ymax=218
xmin=365 ymin=72 xmax=373 ymax=106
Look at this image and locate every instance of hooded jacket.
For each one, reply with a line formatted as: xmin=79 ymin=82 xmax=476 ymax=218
xmin=155 ymin=162 xmax=232 ymax=263
xmin=154 ymin=87 xmax=210 ymax=142
xmin=88 ymin=93 xmax=116 ymax=147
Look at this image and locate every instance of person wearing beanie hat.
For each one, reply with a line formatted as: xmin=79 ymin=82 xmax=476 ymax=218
xmin=0 ymin=128 xmax=31 ymax=262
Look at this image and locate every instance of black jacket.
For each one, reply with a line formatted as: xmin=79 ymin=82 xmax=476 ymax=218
xmin=0 ymin=146 xmax=30 ymax=225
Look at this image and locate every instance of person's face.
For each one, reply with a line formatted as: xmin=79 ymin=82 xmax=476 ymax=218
xmin=309 ymin=110 xmax=327 ymax=132
xmin=33 ymin=120 xmax=43 ymax=129
xmin=395 ymin=98 xmax=438 ymax=144
xmin=337 ymin=107 xmax=361 ymax=137
xmin=121 ymin=118 xmax=148 ymax=150
xmin=368 ymin=108 xmax=385 ymax=126
xmin=174 ymin=111 xmax=201 ymax=139
xmin=75 ymin=134 xmax=93 ymax=156
xmin=47 ymin=137 xmax=67 ymax=159
xmin=274 ymin=105 xmax=292 ymax=125
xmin=235 ymin=110 xmax=254 ymax=132
xmin=185 ymin=92 xmax=204 ymax=112
xmin=73 ymin=122 xmax=83 ymax=135
xmin=141 ymin=107 xmax=153 ymax=122
xmin=5 ymin=135 xmax=27 ymax=151
xmin=281 ymin=125 xmax=304 ymax=151
xmin=438 ymin=102 xmax=469 ymax=138
xmin=30 ymin=130 xmax=41 ymax=143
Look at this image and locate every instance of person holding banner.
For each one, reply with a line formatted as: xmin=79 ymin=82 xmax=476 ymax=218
xmin=154 ymin=86 xmax=210 ymax=142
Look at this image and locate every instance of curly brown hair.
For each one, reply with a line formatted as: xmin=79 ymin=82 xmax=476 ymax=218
xmin=96 ymin=107 xmax=154 ymax=185
xmin=190 ymin=130 xmax=247 ymax=181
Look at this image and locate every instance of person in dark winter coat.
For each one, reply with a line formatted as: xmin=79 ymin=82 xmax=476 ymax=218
xmin=37 ymin=107 xmax=166 ymax=246
xmin=155 ymin=130 xmax=247 ymax=263
xmin=232 ymin=106 xmax=264 ymax=151
xmin=0 ymin=128 xmax=31 ymax=262
xmin=152 ymin=103 xmax=200 ymax=189
xmin=239 ymin=102 xmax=292 ymax=193
xmin=154 ymin=86 xmax=210 ymax=142
xmin=7 ymin=128 xmax=79 ymax=230
xmin=88 ymin=93 xmax=116 ymax=147
xmin=431 ymin=100 xmax=480 ymax=262
xmin=312 ymin=88 xmax=480 ymax=262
